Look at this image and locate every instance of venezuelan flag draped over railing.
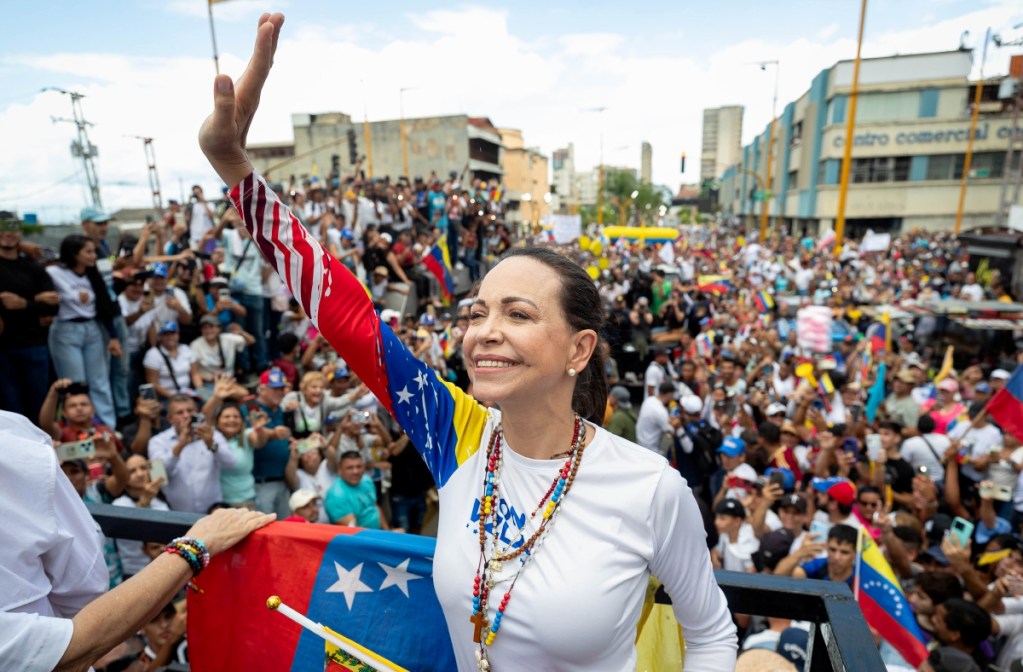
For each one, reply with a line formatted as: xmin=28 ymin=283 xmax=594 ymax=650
xmin=854 ymin=528 xmax=928 ymax=667
xmin=421 ymin=237 xmax=454 ymax=301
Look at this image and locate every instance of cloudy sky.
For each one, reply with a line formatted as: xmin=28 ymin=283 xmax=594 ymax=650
xmin=1 ymin=0 xmax=1020 ymax=223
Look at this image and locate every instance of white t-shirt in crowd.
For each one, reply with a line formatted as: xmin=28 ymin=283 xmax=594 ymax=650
xmin=644 ymin=361 xmax=676 ymax=398
xmin=714 ymin=522 xmax=759 ymax=573
xmin=900 ymin=433 xmax=950 ymax=481
xmin=143 ymin=344 xmax=197 ymax=393
xmin=190 ymin=333 xmax=246 ymax=379
xmin=148 ymin=286 xmax=192 ymax=325
xmin=112 ymin=494 xmax=169 ymax=575
xmin=950 ymin=421 xmax=1004 ymax=482
xmin=189 ymin=201 xmax=215 ymax=245
xmin=46 ymin=265 xmax=96 ymax=321
xmin=296 ymin=460 xmax=336 ymax=523
xmin=635 ymin=396 xmax=672 ymax=452
xmin=118 ymin=294 xmax=157 ymax=353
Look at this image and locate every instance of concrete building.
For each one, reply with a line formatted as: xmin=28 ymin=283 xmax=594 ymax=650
xmin=573 ymin=166 xmax=637 ymax=207
xmin=551 ymin=144 xmax=575 ymax=211
xmin=247 ymin=112 xmax=503 ymax=185
xmin=641 ymin=142 xmax=653 ymax=184
xmin=719 ymin=50 xmax=1021 ymax=236
xmin=701 ymin=106 xmax=744 ymax=183
xmin=498 ymin=128 xmax=550 ymax=229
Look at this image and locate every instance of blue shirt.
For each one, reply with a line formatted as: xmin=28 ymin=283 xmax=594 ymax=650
xmin=801 ymin=557 xmax=854 ymax=587
xmin=428 ymin=190 xmax=448 ymax=230
xmin=325 ymin=474 xmax=380 ymax=528
xmin=248 ymin=403 xmax=290 ymax=480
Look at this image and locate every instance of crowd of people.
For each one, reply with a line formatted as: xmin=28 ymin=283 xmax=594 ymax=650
xmin=3 ymin=142 xmax=1023 ymax=669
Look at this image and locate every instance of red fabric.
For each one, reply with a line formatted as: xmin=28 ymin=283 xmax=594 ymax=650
xmin=187 ymin=522 xmax=358 ymax=671
xmin=987 ymin=386 xmax=1023 ymax=444
xmin=859 ymin=588 xmax=928 ymax=667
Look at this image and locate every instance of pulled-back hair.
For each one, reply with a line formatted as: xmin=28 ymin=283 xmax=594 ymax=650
xmin=500 ymin=247 xmax=607 ymax=425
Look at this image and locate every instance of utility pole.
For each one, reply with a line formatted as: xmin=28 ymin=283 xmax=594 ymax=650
xmin=994 ymin=32 xmax=1023 ymax=227
xmin=45 ymin=87 xmax=102 ymax=209
xmin=833 ymin=0 xmax=868 ymax=257
xmin=127 ymin=136 xmax=164 ymax=215
xmin=955 ymin=28 xmax=991 ymax=235
xmin=755 ymin=60 xmax=780 ymax=243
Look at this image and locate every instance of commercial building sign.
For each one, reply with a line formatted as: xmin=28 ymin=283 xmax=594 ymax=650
xmin=832 ymin=122 xmax=1020 ymax=148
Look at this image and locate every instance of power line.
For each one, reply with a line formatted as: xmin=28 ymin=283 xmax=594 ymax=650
xmin=0 ymin=171 xmax=83 ymax=203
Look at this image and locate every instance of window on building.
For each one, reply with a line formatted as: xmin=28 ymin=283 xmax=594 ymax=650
xmin=893 ymin=156 xmax=911 ymax=181
xmin=925 ymin=154 xmax=964 ymax=181
xmin=787 ymin=169 xmax=799 ymax=190
xmin=849 ymin=156 xmax=914 ymax=183
xmin=790 ymin=121 xmax=803 ymax=147
xmin=857 ymin=91 xmax=921 ymax=123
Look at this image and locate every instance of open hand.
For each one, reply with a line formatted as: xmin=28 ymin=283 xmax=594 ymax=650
xmin=198 ymin=13 xmax=284 ymax=187
xmin=184 ymin=506 xmax=276 ymax=556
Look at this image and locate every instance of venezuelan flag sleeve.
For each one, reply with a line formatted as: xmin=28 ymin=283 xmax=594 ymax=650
xmin=230 ymin=172 xmax=488 ymax=485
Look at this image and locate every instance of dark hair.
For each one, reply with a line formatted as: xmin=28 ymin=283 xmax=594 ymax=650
xmin=500 ymin=247 xmax=607 ymax=424
xmin=892 ymin=525 xmax=923 ymax=550
xmin=168 ymin=393 xmax=196 ymax=409
xmin=940 ymin=598 xmax=992 ymax=647
xmin=278 ymin=332 xmax=300 ymax=353
xmin=758 ymin=422 xmax=781 ymax=444
xmin=215 ymin=401 xmax=243 ymax=424
xmin=339 ymin=450 xmax=363 ymax=463
xmin=858 ymin=485 xmax=881 ymax=499
xmin=58 ymin=234 xmax=120 ymax=323
xmin=828 ymin=524 xmax=857 ymax=546
xmin=917 ymin=415 xmax=936 ymax=434
xmin=914 ymin=571 xmax=962 ymax=605
xmin=877 ymin=420 xmax=903 ymax=434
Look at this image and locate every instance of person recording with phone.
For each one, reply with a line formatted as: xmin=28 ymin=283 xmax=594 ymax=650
xmin=111 ymin=455 xmax=170 ymax=578
xmin=147 ymin=393 xmax=235 ymax=513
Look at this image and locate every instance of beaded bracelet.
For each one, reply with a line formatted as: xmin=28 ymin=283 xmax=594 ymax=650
xmin=163 ymin=537 xmax=211 ymax=577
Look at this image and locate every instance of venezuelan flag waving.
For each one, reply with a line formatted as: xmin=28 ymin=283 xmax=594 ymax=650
xmin=422 ymin=236 xmax=455 ymax=302
xmin=855 ymin=529 xmax=928 ymax=667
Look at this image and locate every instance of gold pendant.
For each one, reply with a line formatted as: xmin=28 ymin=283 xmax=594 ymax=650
xmin=489 ymin=559 xmax=503 ymax=573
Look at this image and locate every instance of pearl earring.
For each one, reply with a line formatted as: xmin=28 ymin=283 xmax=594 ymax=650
xmin=567 ymin=367 xmax=577 ymax=377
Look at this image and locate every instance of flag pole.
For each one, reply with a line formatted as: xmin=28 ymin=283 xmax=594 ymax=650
xmin=207 ymin=0 xmax=220 ymax=75
xmin=854 ymin=529 xmax=864 ymax=601
xmin=266 ymin=596 xmax=405 ymax=672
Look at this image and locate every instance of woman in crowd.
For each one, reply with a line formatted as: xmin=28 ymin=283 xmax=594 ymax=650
xmin=922 ymin=378 xmax=967 ymax=435
xmin=46 ymin=234 xmax=122 ymax=426
xmin=201 ymin=377 xmax=260 ymax=509
xmin=198 ymin=14 xmax=736 ymax=669
xmin=282 ymin=370 xmax=330 ymax=438
xmin=112 ymin=455 xmax=169 ymax=578
xmin=143 ymin=321 xmax=202 ymax=399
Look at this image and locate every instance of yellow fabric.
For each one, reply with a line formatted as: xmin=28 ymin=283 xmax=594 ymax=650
xmin=439 ymin=377 xmax=491 ymax=468
xmin=324 ymin=625 xmax=408 ymax=672
xmin=635 ymin=579 xmax=685 ymax=671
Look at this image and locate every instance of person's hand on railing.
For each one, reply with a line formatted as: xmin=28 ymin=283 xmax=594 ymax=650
xmin=184 ymin=506 xmax=276 ymax=557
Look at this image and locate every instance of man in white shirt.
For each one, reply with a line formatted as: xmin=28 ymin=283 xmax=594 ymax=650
xmin=146 ymin=263 xmax=192 ymax=327
xmin=951 ymin=402 xmax=1004 ymax=486
xmin=636 ymin=382 xmax=680 ymax=453
xmin=959 ymin=273 xmax=985 ymax=302
xmin=901 ymin=415 xmax=950 ymax=483
xmin=644 ymin=347 xmax=677 ymax=398
xmin=712 ymin=498 xmax=759 ymax=573
xmin=0 ymin=410 xmax=107 ymax=671
xmin=186 ymin=185 xmax=216 ymax=249
xmin=190 ymin=314 xmax=252 ymax=384
xmin=147 ymin=394 xmax=235 ymax=513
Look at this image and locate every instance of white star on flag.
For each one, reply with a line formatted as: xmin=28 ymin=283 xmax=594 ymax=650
xmin=326 ymin=561 xmax=373 ymax=609
xmin=414 ymin=370 xmax=428 ymax=389
xmin=378 ymin=559 xmax=423 ymax=597
xmin=397 ymin=385 xmax=413 ymax=404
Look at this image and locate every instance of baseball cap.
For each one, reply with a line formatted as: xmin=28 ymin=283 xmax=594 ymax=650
xmin=778 ymin=493 xmax=808 ymax=513
xmin=757 ymin=529 xmax=795 ymax=571
xmin=895 ymin=369 xmax=916 ymax=384
xmin=937 ymin=378 xmax=959 ymax=392
xmin=158 ymin=320 xmax=178 ymax=335
xmin=199 ymin=314 xmax=220 ymax=327
xmin=340 ymin=228 xmax=355 ymax=240
xmin=420 ymin=313 xmax=436 ymax=326
xmin=781 ymin=421 xmax=799 ymax=436
xmin=151 ymin=262 xmax=169 ymax=278
xmin=80 ymin=206 xmax=112 ymax=223
xmin=380 ymin=232 xmax=393 ymax=244
xmin=765 ymin=467 xmax=796 ymax=491
xmin=609 ymin=386 xmax=632 ymax=409
xmin=919 ymin=544 xmax=951 ymax=567
xmin=718 ymin=436 xmax=746 ymax=457
xmin=992 ymin=369 xmax=1011 ymax=380
xmin=372 ymin=266 xmax=389 ymax=276
xmin=766 ymin=402 xmax=788 ymax=417
xmin=260 ymin=368 xmax=287 ymax=388
xmin=811 ymin=477 xmax=856 ymax=506
xmin=776 ymin=627 xmax=809 ymax=669
xmin=379 ymin=309 xmax=401 ymax=326
xmin=975 ymin=382 xmax=991 ymax=393
xmin=714 ymin=498 xmax=746 ymax=518
xmin=681 ymin=395 xmax=703 ymax=415
xmin=327 ymin=366 xmax=350 ymax=382
xmin=288 ymin=489 xmax=319 ymax=512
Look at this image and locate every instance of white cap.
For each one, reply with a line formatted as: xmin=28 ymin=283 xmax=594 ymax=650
xmin=766 ymin=402 xmax=788 ymax=417
xmin=991 ymin=369 xmax=1011 ymax=380
xmin=379 ymin=309 xmax=401 ymax=326
xmin=681 ymin=395 xmax=703 ymax=414
xmin=288 ymin=489 xmax=319 ymax=512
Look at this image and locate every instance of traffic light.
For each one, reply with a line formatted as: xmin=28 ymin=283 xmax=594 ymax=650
xmin=680 ymin=152 xmax=686 ymax=173
xmin=346 ymin=129 xmax=357 ymax=166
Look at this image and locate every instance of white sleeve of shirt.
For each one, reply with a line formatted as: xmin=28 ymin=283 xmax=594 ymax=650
xmin=0 ymin=611 xmax=73 ymax=672
xmin=647 ymin=465 xmax=738 ymax=668
xmin=173 ymin=287 xmax=192 ymax=315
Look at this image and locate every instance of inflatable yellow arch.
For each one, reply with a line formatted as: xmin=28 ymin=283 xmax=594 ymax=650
xmin=602 ymin=226 xmax=679 ymax=243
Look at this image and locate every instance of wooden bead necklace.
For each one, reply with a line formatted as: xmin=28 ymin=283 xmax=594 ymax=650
xmin=471 ymin=416 xmax=587 ymax=671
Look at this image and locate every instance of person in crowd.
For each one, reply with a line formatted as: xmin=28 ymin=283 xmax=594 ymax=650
xmin=635 ymin=381 xmax=680 ymax=453
xmin=282 ymin=370 xmax=331 ymax=438
xmin=0 ymin=213 xmax=59 ymax=418
xmin=712 ymin=498 xmax=759 ymax=573
xmin=190 ymin=314 xmax=253 ymax=392
xmin=197 ymin=16 xmax=737 ymax=668
xmin=186 ymin=184 xmax=217 ymax=251
xmin=884 ymin=369 xmax=922 ymax=435
xmin=775 ymin=524 xmax=857 ymax=585
xmin=284 ymin=488 xmax=322 ymax=524
xmin=46 ymin=234 xmax=122 ymax=426
xmin=901 ymin=415 xmax=951 ymax=485
xmin=922 ymin=378 xmax=968 ymax=436
xmin=146 ymin=262 xmax=193 ymax=328
xmin=147 ymin=393 xmax=236 ymax=513
xmin=248 ymin=367 xmax=295 ymax=519
xmin=643 ymin=345 xmax=676 ymax=398
xmin=111 ymin=455 xmax=169 ymax=578
xmin=713 ymin=436 xmax=758 ymax=503
xmin=117 ymin=273 xmax=158 ymax=391
xmin=143 ymin=321 xmax=202 ymax=399
xmin=605 ymin=385 xmax=638 ymax=443
xmin=325 ymin=450 xmax=389 ymax=529
xmin=222 ymin=220 xmax=268 ymax=372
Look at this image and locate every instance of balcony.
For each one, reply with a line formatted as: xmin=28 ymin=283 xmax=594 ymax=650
xmin=89 ymin=503 xmax=885 ymax=671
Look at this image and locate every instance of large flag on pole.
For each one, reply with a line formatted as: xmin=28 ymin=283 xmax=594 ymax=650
xmin=188 ymin=523 xmax=457 ymax=671
xmin=854 ymin=528 xmax=928 ymax=667
xmin=422 ymin=238 xmax=454 ymax=301
xmin=986 ymin=365 xmax=1023 ymax=443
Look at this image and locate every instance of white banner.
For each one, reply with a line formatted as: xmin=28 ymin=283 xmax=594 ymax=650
xmin=860 ymin=229 xmax=891 ymax=253
xmin=551 ymin=214 xmax=582 ymax=244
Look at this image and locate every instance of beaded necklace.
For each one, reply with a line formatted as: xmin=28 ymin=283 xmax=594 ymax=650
xmin=470 ymin=416 xmax=586 ymax=671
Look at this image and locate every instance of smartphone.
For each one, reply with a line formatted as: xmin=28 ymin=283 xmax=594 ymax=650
xmin=149 ymin=458 xmax=168 ymax=486
xmin=191 ymin=412 xmax=206 ymax=427
xmin=138 ymin=384 xmax=156 ymax=402
xmin=296 ymin=438 xmax=319 ymax=455
xmin=865 ymin=434 xmax=882 ymax=462
xmin=768 ymin=470 xmax=787 ymax=489
xmin=56 ymin=438 xmax=96 ymax=462
xmin=842 ymin=437 xmax=859 ymax=454
xmin=809 ymin=518 xmax=831 ymax=542
xmin=218 ymin=288 xmax=230 ymax=300
xmin=917 ymin=465 xmax=931 ymax=479
xmin=849 ymin=403 xmax=863 ymax=422
xmin=980 ymin=482 xmax=1014 ymax=502
xmin=948 ymin=517 xmax=974 ymax=547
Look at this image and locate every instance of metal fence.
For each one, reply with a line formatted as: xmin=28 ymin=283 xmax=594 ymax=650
xmin=88 ymin=503 xmax=885 ymax=671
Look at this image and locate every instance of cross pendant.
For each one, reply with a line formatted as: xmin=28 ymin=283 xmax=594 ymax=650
xmin=471 ymin=612 xmax=487 ymax=644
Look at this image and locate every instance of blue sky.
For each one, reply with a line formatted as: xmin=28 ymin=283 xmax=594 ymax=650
xmin=1 ymin=0 xmax=1020 ymax=222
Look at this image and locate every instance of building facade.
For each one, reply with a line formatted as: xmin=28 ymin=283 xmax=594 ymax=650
xmin=641 ymin=142 xmax=653 ymax=184
xmin=701 ymin=106 xmax=744 ymax=183
xmin=719 ymin=50 xmax=1020 ymax=236
xmin=247 ymin=112 xmax=504 ymax=185
xmin=551 ymin=144 xmax=575 ymax=211
xmin=498 ymin=128 xmax=550 ymax=229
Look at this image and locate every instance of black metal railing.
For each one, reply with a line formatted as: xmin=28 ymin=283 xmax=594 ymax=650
xmin=88 ymin=503 xmax=885 ymax=671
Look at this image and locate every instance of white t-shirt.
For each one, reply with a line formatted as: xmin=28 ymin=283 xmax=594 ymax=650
xmin=900 ymin=433 xmax=950 ymax=481
xmin=433 ymin=420 xmax=737 ymax=671
xmin=296 ymin=460 xmax=336 ymax=523
xmin=190 ymin=333 xmax=246 ymax=379
xmin=148 ymin=286 xmax=192 ymax=326
xmin=112 ymin=494 xmax=169 ymax=575
xmin=118 ymin=294 xmax=157 ymax=353
xmin=643 ymin=361 xmax=676 ymax=398
xmin=143 ymin=344 xmax=197 ymax=393
xmin=714 ymin=522 xmax=759 ymax=573
xmin=189 ymin=201 xmax=215 ymax=245
xmin=635 ymin=396 xmax=672 ymax=452
xmin=950 ymin=421 xmax=1004 ymax=482
xmin=0 ymin=412 xmax=107 ymax=672
xmin=46 ymin=265 xmax=96 ymax=321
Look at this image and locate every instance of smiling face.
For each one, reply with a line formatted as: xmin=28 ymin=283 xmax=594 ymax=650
xmin=216 ymin=406 xmax=243 ymax=439
xmin=462 ymin=256 xmax=593 ymax=411
xmin=125 ymin=454 xmax=151 ymax=489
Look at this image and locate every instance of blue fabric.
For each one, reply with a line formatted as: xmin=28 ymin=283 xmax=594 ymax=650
xmin=325 ymin=474 xmax=380 ymax=527
xmin=801 ymin=557 xmax=854 ymax=586
xmin=249 ymin=403 xmax=289 ymax=479
xmin=0 ymin=344 xmax=51 ymax=418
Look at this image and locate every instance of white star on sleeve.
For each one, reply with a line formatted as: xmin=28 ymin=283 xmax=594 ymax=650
xmin=397 ymin=386 xmax=413 ymax=404
xmin=326 ymin=561 xmax=374 ymax=609
xmin=377 ymin=558 xmax=423 ymax=597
